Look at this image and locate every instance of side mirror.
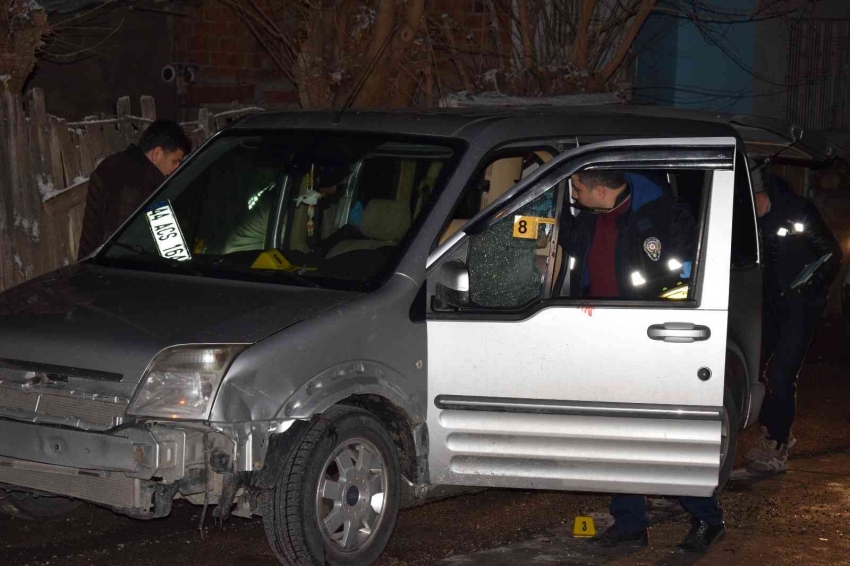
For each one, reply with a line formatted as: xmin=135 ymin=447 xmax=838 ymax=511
xmin=432 ymin=260 xmax=470 ymax=311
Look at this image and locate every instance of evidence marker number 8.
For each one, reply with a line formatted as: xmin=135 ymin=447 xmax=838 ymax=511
xmin=145 ymin=200 xmax=192 ymax=262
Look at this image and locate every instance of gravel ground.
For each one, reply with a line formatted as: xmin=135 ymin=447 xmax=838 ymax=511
xmin=2 ymin=319 xmax=848 ymax=566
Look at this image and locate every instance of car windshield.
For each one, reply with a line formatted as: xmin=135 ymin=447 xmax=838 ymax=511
xmin=97 ymin=131 xmax=460 ymax=290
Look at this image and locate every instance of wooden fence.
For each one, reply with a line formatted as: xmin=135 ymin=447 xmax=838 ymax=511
xmin=0 ymin=89 xmax=262 ymax=293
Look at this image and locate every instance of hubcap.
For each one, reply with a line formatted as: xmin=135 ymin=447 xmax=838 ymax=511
xmin=345 ymin=486 xmax=360 ymax=506
xmin=316 ymin=437 xmax=387 ymax=552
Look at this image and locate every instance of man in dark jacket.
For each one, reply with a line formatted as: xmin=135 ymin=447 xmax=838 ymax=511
xmin=559 ymin=170 xmax=696 ymax=300
xmin=745 ymin=170 xmax=842 ymax=473
xmin=565 ymin=171 xmax=724 ymax=553
xmin=77 ymin=120 xmax=192 ymax=259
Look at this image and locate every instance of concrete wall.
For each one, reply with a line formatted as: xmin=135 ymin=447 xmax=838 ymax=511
xmin=635 ymin=0 xmax=759 ymax=113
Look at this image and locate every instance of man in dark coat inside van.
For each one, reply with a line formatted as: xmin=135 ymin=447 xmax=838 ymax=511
xmin=560 ymin=170 xmax=725 ymax=553
xmin=559 ymin=170 xmax=697 ymax=300
xmin=745 ymin=168 xmax=842 ymax=473
xmin=77 ymin=120 xmax=192 ymax=259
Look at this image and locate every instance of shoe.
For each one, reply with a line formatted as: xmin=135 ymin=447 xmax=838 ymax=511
xmin=744 ymin=427 xmax=797 ymax=464
xmin=587 ymin=525 xmax=648 ymax=548
xmin=677 ymin=520 xmax=726 ymax=553
xmin=747 ymin=438 xmax=791 ymax=473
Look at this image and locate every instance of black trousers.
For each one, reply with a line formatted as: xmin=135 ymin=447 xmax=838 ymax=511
xmin=760 ymin=295 xmax=825 ymax=444
xmin=610 ymin=494 xmax=722 ymax=533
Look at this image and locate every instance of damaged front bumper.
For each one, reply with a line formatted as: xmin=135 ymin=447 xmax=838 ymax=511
xmin=0 ymin=418 xmax=185 ymax=481
xmin=0 ymin=417 xmax=298 ymax=518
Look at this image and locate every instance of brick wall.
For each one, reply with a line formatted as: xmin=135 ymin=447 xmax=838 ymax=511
xmin=173 ymin=0 xmax=298 ymax=110
xmin=172 ymin=0 xmax=494 ymax=111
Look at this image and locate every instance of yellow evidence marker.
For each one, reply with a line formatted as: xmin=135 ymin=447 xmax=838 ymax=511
xmin=251 ymin=249 xmax=299 ymax=272
xmin=512 ymin=215 xmax=555 ymax=239
xmin=572 ymin=515 xmax=596 ymax=538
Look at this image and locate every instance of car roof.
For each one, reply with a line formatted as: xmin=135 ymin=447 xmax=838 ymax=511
xmin=233 ymin=105 xmax=846 ymax=165
xmin=232 ymin=106 xmax=738 ymax=147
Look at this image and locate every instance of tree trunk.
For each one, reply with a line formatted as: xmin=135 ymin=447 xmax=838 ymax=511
xmin=599 ymin=0 xmax=656 ymax=83
xmin=353 ymin=0 xmax=396 ymax=108
xmin=0 ymin=10 xmax=49 ymax=94
xmin=516 ymin=0 xmax=534 ymax=71
xmin=570 ymin=0 xmax=598 ymax=70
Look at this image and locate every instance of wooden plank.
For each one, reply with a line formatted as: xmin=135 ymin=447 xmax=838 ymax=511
xmin=102 ymin=119 xmax=121 ymax=156
xmin=11 ymin=92 xmax=39 ymax=282
xmin=42 ymin=181 xmax=88 ymax=265
xmin=28 ymin=88 xmax=48 ymax=125
xmin=5 ymin=91 xmax=25 ymax=288
xmin=85 ymin=123 xmax=105 ymax=164
xmin=27 ymin=89 xmax=62 ymax=272
xmin=42 ymin=180 xmax=88 ymax=216
xmin=77 ymin=124 xmax=94 ymax=174
xmin=116 ymin=96 xmax=133 ymax=147
xmin=116 ymin=96 xmax=131 ymax=118
xmin=57 ymin=118 xmax=82 ymax=188
xmin=140 ymin=96 xmax=156 ymax=121
xmin=0 ymin=91 xmax=13 ymax=290
xmin=48 ymin=116 xmax=65 ymax=189
xmin=198 ymin=107 xmax=210 ymax=139
xmin=26 ymin=89 xmax=49 ymax=190
xmin=67 ymin=203 xmax=86 ymax=261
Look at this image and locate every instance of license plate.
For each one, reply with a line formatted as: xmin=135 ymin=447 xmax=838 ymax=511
xmin=145 ymin=200 xmax=192 ymax=262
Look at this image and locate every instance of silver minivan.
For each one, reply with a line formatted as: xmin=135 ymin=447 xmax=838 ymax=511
xmin=0 ymin=108 xmax=769 ymax=566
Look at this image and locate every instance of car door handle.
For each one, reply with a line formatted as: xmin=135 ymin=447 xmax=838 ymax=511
xmin=647 ymin=323 xmax=711 ymax=343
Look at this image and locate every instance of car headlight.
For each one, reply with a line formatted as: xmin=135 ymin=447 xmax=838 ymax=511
xmin=128 ymin=345 xmax=247 ymax=419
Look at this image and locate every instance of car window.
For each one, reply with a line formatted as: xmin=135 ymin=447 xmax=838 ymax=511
xmin=428 ymin=166 xmax=712 ymax=313
xmin=437 ymin=150 xmax=554 ymax=246
xmin=466 ymin=188 xmax=558 ymax=308
xmin=98 ymin=133 xmax=460 ymax=291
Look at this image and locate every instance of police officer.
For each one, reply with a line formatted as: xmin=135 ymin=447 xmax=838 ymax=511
xmin=561 ymin=170 xmax=725 ymax=553
xmin=746 ymin=168 xmax=842 ymax=473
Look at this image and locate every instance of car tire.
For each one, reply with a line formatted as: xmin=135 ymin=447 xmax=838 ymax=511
xmin=0 ymin=492 xmax=82 ymax=520
xmin=262 ymin=405 xmax=401 ymax=566
xmin=718 ymin=384 xmax=740 ymax=491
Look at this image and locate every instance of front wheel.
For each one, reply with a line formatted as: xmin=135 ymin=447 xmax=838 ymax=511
xmin=262 ymin=405 xmax=401 ymax=566
xmin=0 ymin=492 xmax=82 ymax=519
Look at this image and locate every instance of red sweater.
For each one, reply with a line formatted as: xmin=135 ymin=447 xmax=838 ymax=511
xmin=587 ymin=197 xmax=631 ymax=298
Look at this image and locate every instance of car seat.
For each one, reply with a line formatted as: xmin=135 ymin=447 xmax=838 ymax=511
xmin=325 ymin=199 xmax=412 ymax=259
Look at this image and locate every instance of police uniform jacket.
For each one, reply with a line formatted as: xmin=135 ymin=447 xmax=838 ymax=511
xmin=759 ymin=173 xmax=842 ymax=305
xmin=557 ymin=173 xmax=697 ymax=300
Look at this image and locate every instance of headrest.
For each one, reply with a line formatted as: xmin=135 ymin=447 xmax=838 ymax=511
xmin=360 ymin=199 xmax=411 ymax=241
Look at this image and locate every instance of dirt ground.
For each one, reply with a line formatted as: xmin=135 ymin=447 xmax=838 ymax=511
xmin=2 ymin=319 xmax=849 ymax=566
